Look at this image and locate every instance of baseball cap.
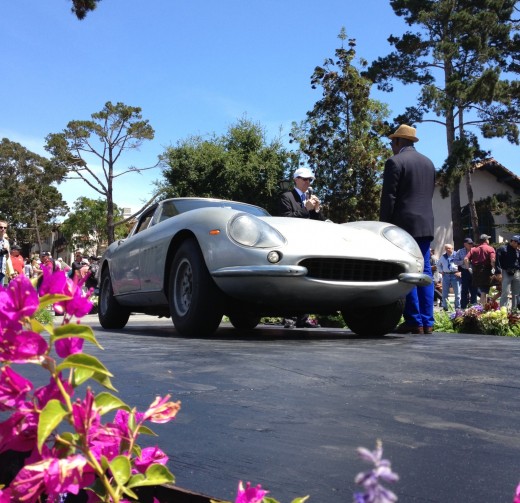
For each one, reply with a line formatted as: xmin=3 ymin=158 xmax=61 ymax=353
xmin=479 ymin=234 xmax=491 ymax=241
xmin=293 ymin=167 xmax=315 ymax=180
xmin=511 ymin=235 xmax=520 ymax=242
xmin=463 ymin=238 xmax=474 ymax=244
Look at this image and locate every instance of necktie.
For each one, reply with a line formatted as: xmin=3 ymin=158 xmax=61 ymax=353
xmin=300 ymin=193 xmax=305 ymax=208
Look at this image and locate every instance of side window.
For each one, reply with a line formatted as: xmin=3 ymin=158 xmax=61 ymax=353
xmin=134 ymin=212 xmax=154 ymax=234
xmin=159 ymin=201 xmax=179 ymax=222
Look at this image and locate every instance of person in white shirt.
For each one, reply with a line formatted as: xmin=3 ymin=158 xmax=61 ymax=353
xmin=438 ymin=243 xmax=461 ymax=310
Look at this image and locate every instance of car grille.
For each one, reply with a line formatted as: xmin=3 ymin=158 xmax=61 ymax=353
xmin=299 ymin=258 xmax=406 ymax=282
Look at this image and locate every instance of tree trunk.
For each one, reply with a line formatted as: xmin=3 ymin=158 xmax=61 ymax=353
xmin=445 ymin=99 xmax=463 ymax=248
xmin=34 ymin=211 xmax=43 ymax=254
xmin=466 ymin=168 xmax=479 ymax=241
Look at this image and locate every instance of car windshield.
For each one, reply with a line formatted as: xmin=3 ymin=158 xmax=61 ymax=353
xmin=159 ymin=199 xmax=269 ymax=221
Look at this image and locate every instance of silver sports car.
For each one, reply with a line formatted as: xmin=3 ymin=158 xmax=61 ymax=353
xmin=97 ymin=198 xmax=431 ymax=337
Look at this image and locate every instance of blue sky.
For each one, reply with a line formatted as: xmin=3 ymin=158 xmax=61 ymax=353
xmin=2 ymin=1 xmax=519 ymax=214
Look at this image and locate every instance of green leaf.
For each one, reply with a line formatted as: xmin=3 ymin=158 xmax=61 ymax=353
xmin=29 ymin=317 xmax=52 ymax=335
xmin=38 ymin=399 xmax=69 ymax=452
xmin=90 ymin=371 xmax=117 ymax=392
xmin=109 ymin=455 xmax=132 ymax=486
xmin=291 ymin=497 xmax=310 ymax=503
xmin=38 ymin=293 xmax=71 ymax=309
xmin=72 ymin=367 xmax=95 ymax=387
xmin=56 ymin=353 xmax=113 ymax=377
xmin=94 ymin=392 xmax=130 ymax=415
xmin=126 ymin=464 xmax=175 ymax=488
xmin=52 ymin=323 xmax=103 ymax=349
xmin=120 ymin=485 xmax=139 ymax=500
xmin=137 ymin=424 xmax=158 ymax=436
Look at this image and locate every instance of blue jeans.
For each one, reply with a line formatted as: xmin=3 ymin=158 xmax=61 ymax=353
xmin=442 ymin=273 xmax=461 ymax=309
xmin=403 ymin=238 xmax=434 ymax=328
xmin=460 ymin=268 xmax=478 ymax=308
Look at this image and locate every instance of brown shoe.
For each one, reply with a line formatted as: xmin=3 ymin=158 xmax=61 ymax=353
xmin=394 ymin=324 xmax=424 ymax=334
xmin=423 ymin=326 xmax=433 ymax=334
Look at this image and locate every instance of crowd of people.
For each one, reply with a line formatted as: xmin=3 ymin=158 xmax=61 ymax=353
xmin=0 ymin=222 xmax=99 ymax=292
xmin=429 ymin=234 xmax=515 ymax=311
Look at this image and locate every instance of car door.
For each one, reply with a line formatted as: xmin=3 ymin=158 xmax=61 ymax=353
xmin=111 ymin=208 xmax=156 ymax=294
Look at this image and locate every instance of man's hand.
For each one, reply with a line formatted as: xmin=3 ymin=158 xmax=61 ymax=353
xmin=305 ymin=195 xmax=321 ymax=212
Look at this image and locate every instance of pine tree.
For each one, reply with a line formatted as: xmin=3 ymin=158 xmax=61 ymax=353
xmin=291 ymin=29 xmax=390 ymax=223
xmin=366 ymin=0 xmax=520 ymax=245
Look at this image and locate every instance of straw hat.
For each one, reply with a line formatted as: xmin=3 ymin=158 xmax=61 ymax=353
xmin=389 ymin=124 xmax=419 ymax=142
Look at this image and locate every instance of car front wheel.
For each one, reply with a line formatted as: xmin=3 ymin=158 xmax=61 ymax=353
xmin=98 ymin=270 xmax=131 ymax=329
xmin=228 ymin=312 xmax=261 ymax=331
xmin=169 ymin=239 xmax=224 ymax=337
xmin=341 ymin=298 xmax=405 ymax=337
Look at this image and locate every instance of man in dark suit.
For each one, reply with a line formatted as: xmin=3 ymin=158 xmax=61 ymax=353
xmin=380 ymin=124 xmax=435 ymax=334
xmin=279 ymin=167 xmax=325 ymax=220
xmin=279 ymin=167 xmax=324 ymax=328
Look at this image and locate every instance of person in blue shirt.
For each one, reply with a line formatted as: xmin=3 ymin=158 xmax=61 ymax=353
xmin=438 ymin=243 xmax=461 ymax=310
xmin=453 ymin=238 xmax=479 ymax=308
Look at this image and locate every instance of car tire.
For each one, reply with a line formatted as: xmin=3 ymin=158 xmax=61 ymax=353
xmin=98 ymin=270 xmax=131 ymax=329
xmin=169 ymin=239 xmax=224 ymax=337
xmin=228 ymin=312 xmax=261 ymax=331
xmin=341 ymin=298 xmax=405 ymax=337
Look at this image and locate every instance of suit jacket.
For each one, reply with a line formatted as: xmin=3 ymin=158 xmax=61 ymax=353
xmin=379 ymin=146 xmax=435 ymax=239
xmin=279 ymin=189 xmax=325 ymax=220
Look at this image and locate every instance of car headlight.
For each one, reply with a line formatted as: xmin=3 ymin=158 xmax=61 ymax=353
xmin=383 ymin=226 xmax=422 ymax=258
xmin=228 ymin=214 xmax=286 ymax=248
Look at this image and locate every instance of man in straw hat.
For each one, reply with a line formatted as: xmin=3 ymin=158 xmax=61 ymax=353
xmin=380 ymin=124 xmax=436 ymax=334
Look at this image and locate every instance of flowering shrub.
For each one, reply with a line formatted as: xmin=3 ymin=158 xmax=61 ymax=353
xmin=0 ymin=270 xmax=180 ymax=502
xmin=447 ymin=303 xmax=520 ymax=336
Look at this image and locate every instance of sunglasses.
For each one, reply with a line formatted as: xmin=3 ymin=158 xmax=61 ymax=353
xmin=0 ymin=226 xmax=7 ymax=229
xmin=298 ymin=177 xmax=313 ymax=182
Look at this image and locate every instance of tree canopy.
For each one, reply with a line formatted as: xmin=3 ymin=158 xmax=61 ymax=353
xmin=291 ymin=29 xmax=390 ymax=222
xmin=366 ymin=0 xmax=520 ymax=244
xmin=60 ymin=197 xmax=127 ymax=256
xmin=45 ymin=101 xmax=157 ymax=244
xmin=70 ymin=0 xmax=101 ymax=20
xmin=159 ymin=117 xmax=290 ymax=215
xmin=0 ymin=138 xmax=68 ymax=249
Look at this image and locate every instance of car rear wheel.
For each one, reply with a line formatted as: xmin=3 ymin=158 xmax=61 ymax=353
xmin=341 ymin=298 xmax=405 ymax=337
xmin=169 ymin=239 xmax=224 ymax=337
xmin=228 ymin=312 xmax=261 ymax=331
xmin=98 ymin=270 xmax=131 ymax=329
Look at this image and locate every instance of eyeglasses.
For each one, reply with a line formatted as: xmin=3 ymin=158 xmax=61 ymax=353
xmin=0 ymin=226 xmax=6 ymax=229
xmin=298 ymin=177 xmax=313 ymax=182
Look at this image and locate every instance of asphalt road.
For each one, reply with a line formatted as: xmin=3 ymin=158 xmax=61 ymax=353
xmin=36 ymin=315 xmax=520 ymax=502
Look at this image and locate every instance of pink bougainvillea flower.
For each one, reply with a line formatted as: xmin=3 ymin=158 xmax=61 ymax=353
xmin=235 ymin=481 xmax=268 ymax=503
xmin=55 ymin=281 xmax=93 ymax=319
xmin=72 ymin=388 xmax=101 ymax=437
xmin=54 ymin=335 xmax=85 ymax=358
xmin=143 ymin=394 xmax=181 ymax=424
xmin=88 ymin=423 xmax=124 ymax=462
xmin=34 ymin=373 xmax=73 ymax=409
xmin=0 ymin=487 xmax=12 ymax=502
xmin=134 ymin=446 xmax=169 ymax=474
xmin=113 ymin=408 xmax=144 ymax=439
xmin=0 ymin=406 xmax=38 ymax=454
xmin=38 ymin=267 xmax=69 ymax=297
xmin=0 ymin=365 xmax=33 ymax=410
xmin=11 ymin=455 xmax=95 ymax=502
xmin=0 ymin=275 xmax=39 ymax=325
xmin=514 ymin=482 xmax=520 ymax=503
xmin=0 ymin=327 xmax=48 ymax=364
xmin=45 ymin=455 xmax=96 ymax=498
